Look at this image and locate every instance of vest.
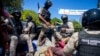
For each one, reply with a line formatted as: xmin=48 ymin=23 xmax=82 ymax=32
xmin=76 ymin=30 xmax=100 ymax=56
xmin=40 ymin=8 xmax=51 ymax=22
xmin=10 ymin=18 xmax=23 ymax=35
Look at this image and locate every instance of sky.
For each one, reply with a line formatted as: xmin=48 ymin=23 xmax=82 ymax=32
xmin=23 ymin=0 xmax=98 ymax=22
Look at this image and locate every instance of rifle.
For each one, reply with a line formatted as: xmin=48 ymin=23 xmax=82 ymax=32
xmin=37 ymin=2 xmax=40 ymax=10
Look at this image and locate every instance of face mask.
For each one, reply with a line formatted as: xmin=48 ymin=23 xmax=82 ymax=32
xmin=62 ymin=19 xmax=67 ymax=23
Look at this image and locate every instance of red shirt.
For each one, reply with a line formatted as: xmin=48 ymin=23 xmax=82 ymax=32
xmin=56 ymin=41 xmax=65 ymax=49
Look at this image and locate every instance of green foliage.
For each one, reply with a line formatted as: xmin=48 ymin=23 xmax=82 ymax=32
xmin=21 ymin=10 xmax=40 ymax=25
xmin=21 ymin=11 xmax=62 ymax=25
xmin=51 ymin=17 xmax=62 ymax=25
xmin=72 ymin=20 xmax=83 ymax=32
xmin=2 ymin=0 xmax=23 ymax=13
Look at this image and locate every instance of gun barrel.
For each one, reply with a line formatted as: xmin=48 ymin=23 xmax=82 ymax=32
xmin=37 ymin=3 xmax=40 ymax=9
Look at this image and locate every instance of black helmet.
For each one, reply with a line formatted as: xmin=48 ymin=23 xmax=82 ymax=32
xmin=12 ymin=10 xmax=21 ymax=18
xmin=82 ymin=8 xmax=100 ymax=29
xmin=61 ymin=14 xmax=68 ymax=23
xmin=26 ymin=16 xmax=32 ymax=22
xmin=82 ymin=11 xmax=88 ymax=28
xmin=61 ymin=14 xmax=68 ymax=20
xmin=45 ymin=0 xmax=52 ymax=7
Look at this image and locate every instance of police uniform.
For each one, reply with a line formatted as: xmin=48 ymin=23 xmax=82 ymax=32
xmin=9 ymin=17 xmax=23 ymax=56
xmin=20 ymin=16 xmax=37 ymax=56
xmin=35 ymin=1 xmax=62 ymax=56
xmin=51 ymin=21 xmax=74 ymax=46
xmin=55 ymin=15 xmax=74 ymax=44
xmin=8 ymin=11 xmax=34 ymax=56
xmin=37 ymin=0 xmax=60 ymax=47
xmin=63 ymin=30 xmax=100 ymax=56
xmin=63 ymin=8 xmax=100 ymax=56
xmin=35 ymin=7 xmax=55 ymax=56
xmin=60 ymin=21 xmax=74 ymax=43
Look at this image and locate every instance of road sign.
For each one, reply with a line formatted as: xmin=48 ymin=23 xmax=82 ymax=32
xmin=59 ymin=9 xmax=87 ymax=15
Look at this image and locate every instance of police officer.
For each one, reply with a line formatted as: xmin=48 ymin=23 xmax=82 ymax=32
xmin=63 ymin=8 xmax=100 ymax=56
xmin=24 ymin=15 xmax=36 ymax=39
xmin=34 ymin=0 xmax=62 ymax=56
xmin=21 ymin=16 xmax=37 ymax=55
xmin=8 ymin=10 xmax=23 ymax=56
xmin=60 ymin=14 xmax=74 ymax=44
xmin=52 ymin=15 xmax=74 ymax=45
xmin=37 ymin=0 xmax=55 ymax=46
xmin=20 ymin=16 xmax=37 ymax=56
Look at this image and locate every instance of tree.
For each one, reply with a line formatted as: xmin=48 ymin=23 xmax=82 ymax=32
xmin=21 ymin=10 xmax=40 ymax=25
xmin=72 ymin=20 xmax=83 ymax=32
xmin=51 ymin=17 xmax=62 ymax=25
xmin=2 ymin=0 xmax=23 ymax=13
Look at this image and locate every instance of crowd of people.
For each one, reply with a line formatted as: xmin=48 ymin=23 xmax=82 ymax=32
xmin=0 ymin=0 xmax=100 ymax=56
